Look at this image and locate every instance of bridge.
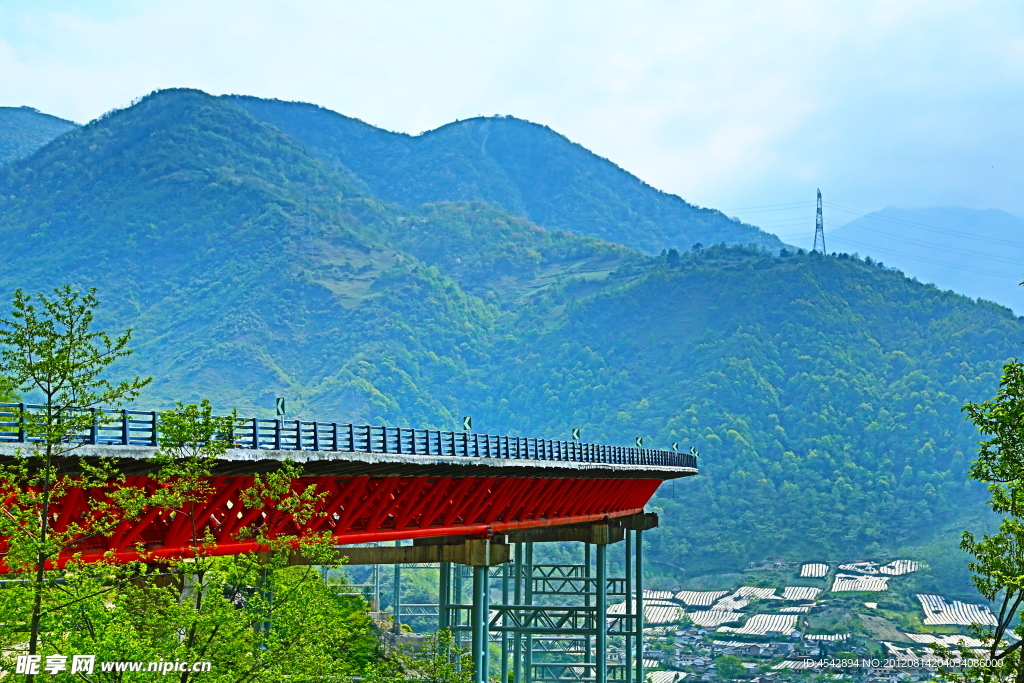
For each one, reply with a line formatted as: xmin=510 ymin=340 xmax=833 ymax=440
xmin=0 ymin=403 xmax=698 ymax=683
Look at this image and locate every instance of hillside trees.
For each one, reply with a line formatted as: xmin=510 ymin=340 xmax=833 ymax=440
xmin=470 ymin=247 xmax=1015 ymax=572
xmin=946 ymin=359 xmax=1024 ymax=682
xmin=364 ymin=629 xmax=472 ymax=683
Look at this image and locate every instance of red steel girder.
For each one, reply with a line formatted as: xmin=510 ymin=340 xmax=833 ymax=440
xmin=0 ymin=476 xmax=663 ymax=569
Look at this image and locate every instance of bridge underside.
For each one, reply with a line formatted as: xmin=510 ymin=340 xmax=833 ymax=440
xmin=30 ymin=474 xmax=661 ymax=566
xmin=0 ymin=443 xmax=695 ymax=568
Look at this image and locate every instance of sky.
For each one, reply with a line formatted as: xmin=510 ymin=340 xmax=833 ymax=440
xmin=2 ymin=1 xmax=1024 ymax=248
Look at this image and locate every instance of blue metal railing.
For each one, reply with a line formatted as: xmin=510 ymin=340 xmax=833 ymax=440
xmin=0 ymin=403 xmax=697 ymax=469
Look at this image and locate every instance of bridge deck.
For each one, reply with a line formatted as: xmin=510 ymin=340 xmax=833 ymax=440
xmin=0 ymin=404 xmax=696 ymax=566
xmin=0 ymin=443 xmax=695 ymax=479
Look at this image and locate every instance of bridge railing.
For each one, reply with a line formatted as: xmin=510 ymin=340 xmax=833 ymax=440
xmin=0 ymin=403 xmax=697 ymax=469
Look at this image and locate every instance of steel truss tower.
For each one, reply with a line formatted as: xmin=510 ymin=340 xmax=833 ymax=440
xmin=813 ymin=189 xmax=826 ymax=254
xmin=373 ymin=514 xmax=657 ymax=683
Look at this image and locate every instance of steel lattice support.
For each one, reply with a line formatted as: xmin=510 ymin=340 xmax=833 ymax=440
xmin=367 ymin=524 xmax=652 ymax=682
xmin=432 ymin=522 xmax=651 ymax=683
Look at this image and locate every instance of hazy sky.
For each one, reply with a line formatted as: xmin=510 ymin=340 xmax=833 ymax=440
xmin=3 ymin=1 xmax=1023 ymax=246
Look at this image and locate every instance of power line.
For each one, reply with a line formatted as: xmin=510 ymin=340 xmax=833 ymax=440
xmin=817 ymin=236 xmax=1023 ymax=279
xmin=823 ymin=202 xmax=1024 ymax=249
xmin=720 ymin=201 xmax=812 ymax=212
xmin=726 ymin=205 xmax=815 ymax=217
xmin=828 ymin=222 xmax=1024 ymax=267
xmin=770 ymin=231 xmax=1022 ymax=279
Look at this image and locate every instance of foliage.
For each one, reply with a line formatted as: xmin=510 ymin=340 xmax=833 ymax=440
xmin=364 ymin=629 xmax=473 ymax=683
xmin=472 ymin=246 xmax=1019 ymax=572
xmin=0 ymin=106 xmax=77 ymax=166
xmin=0 ymin=558 xmax=377 ymax=682
xmin=713 ymin=654 xmax=746 ymax=680
xmin=227 ymin=95 xmax=784 ymax=256
xmin=933 ymin=360 xmax=1024 ymax=682
xmin=0 ymin=399 xmax=377 ymax=681
xmin=0 ymin=285 xmax=151 ymax=670
xmin=0 ymin=285 xmax=151 ymax=447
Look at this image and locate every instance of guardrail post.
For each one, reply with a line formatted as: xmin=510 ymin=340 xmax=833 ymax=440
xmin=150 ymin=411 xmax=158 ymax=446
xmin=89 ymin=408 xmax=97 ymax=445
xmin=294 ymin=420 xmax=302 ymax=451
xmin=274 ymin=420 xmax=281 ymax=450
xmin=17 ymin=403 xmax=25 ymax=443
xmin=120 ymin=410 xmax=128 ymax=445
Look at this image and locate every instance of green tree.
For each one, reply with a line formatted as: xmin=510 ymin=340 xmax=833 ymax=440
xmin=0 ymin=400 xmax=377 ymax=681
xmin=365 ymin=629 xmax=472 ymax=683
xmin=946 ymin=358 xmax=1024 ymax=683
xmin=0 ymin=285 xmax=150 ymax=679
xmin=713 ymin=654 xmax=746 ymax=680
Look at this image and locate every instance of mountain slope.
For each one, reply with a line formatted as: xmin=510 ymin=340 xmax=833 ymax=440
xmin=467 ymin=246 xmax=1021 ymax=571
xmin=0 ymin=89 xmax=495 ymax=425
xmin=226 ymin=96 xmax=785 ymax=255
xmin=0 ymin=106 xmax=78 ymax=165
xmin=827 ymin=207 xmax=1024 ymax=314
xmin=0 ymin=88 xmax=1018 ymax=581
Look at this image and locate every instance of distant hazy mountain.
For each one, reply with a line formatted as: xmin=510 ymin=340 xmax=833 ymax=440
xmin=0 ymin=106 xmax=78 ymax=165
xmin=827 ymin=207 xmax=1024 ymax=314
xmin=226 ymin=96 xmax=785 ymax=255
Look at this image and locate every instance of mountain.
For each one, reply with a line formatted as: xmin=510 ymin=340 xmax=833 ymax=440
xmin=225 ymin=96 xmax=785 ymax=256
xmin=0 ymin=106 xmax=78 ymax=166
xmin=0 ymin=89 xmax=495 ymax=425
xmin=465 ymin=248 xmax=1016 ymax=574
xmin=0 ymin=89 xmax=636 ymax=426
xmin=0 ymin=88 xmax=1018 ymax=586
xmin=827 ymin=206 xmax=1024 ymax=314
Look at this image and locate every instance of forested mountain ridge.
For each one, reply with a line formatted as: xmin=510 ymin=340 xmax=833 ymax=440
xmin=0 ymin=89 xmax=498 ymax=425
xmin=0 ymin=88 xmax=1018 ymax=583
xmin=466 ymin=247 xmax=1019 ymax=574
xmin=226 ymin=95 xmax=784 ymax=255
xmin=0 ymin=106 xmax=78 ymax=165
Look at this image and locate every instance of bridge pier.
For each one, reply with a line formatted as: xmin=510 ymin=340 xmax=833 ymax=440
xmin=313 ymin=515 xmax=657 ymax=682
xmin=359 ymin=513 xmax=658 ymax=683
